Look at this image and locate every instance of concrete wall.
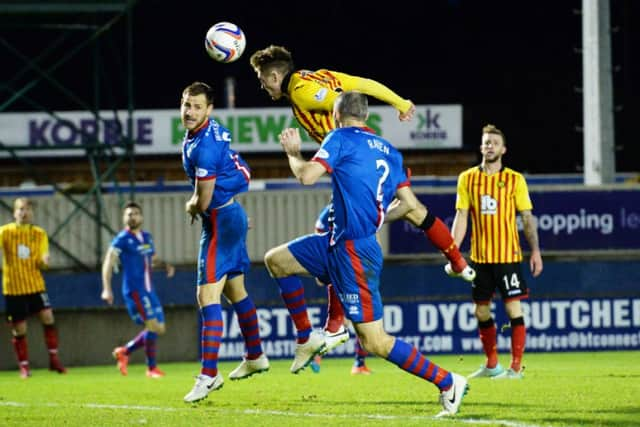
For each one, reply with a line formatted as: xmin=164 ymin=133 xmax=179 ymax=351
xmin=0 ymin=306 xmax=200 ymax=371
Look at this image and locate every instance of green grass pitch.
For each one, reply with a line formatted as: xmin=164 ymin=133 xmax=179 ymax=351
xmin=1 ymin=351 xmax=638 ymax=427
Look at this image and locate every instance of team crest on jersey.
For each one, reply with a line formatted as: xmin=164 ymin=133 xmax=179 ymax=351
xmin=497 ymin=181 xmax=505 ymax=188
xmin=314 ymin=88 xmax=328 ymax=102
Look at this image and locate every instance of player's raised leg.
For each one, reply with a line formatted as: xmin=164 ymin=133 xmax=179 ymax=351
xmin=264 ymin=239 xmax=327 ymax=374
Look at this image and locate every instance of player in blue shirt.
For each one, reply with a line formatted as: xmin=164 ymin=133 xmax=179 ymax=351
xmin=101 ymin=201 xmax=175 ymax=378
xmin=180 ymin=81 xmax=269 ymax=403
xmin=265 ymin=91 xmax=469 ymax=417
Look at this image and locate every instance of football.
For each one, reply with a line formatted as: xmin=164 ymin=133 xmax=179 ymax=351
xmin=205 ymin=22 xmax=246 ymax=63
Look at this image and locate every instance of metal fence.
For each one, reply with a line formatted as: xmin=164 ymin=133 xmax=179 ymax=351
xmin=0 ymin=189 xmax=335 ymax=269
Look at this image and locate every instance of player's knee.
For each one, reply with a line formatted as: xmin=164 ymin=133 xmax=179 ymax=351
xmin=39 ymin=309 xmax=55 ymax=324
xmin=264 ymin=247 xmax=284 ymax=277
xmin=474 ymin=304 xmax=491 ymax=320
xmin=264 ymin=249 xmax=275 ymax=272
xmin=505 ymin=304 xmax=523 ymax=320
xmin=11 ymin=321 xmax=27 ymax=336
xmin=357 ymin=331 xmax=393 ymax=358
xmin=146 ymin=320 xmax=165 ymax=334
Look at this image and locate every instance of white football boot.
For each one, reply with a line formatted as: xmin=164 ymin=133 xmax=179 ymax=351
xmin=229 ymin=354 xmax=270 ymax=380
xmin=436 ymin=373 xmax=469 ymax=417
xmin=290 ymin=330 xmax=326 ymax=374
xmin=183 ymin=373 xmax=224 ymax=403
xmin=321 ymin=325 xmax=350 ymax=355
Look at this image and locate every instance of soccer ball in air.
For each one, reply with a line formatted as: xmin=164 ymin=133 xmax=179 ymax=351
xmin=205 ymin=22 xmax=246 ymax=63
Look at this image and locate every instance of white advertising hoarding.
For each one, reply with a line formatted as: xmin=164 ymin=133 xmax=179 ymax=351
xmin=0 ymin=105 xmax=461 ymax=157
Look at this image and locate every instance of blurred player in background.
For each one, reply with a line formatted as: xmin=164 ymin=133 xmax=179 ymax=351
xmin=101 ymin=201 xmax=175 ymax=378
xmin=267 ymin=91 xmax=468 ymax=416
xmin=250 ymin=45 xmax=474 ymax=374
xmin=181 ymin=81 xmax=269 ymax=403
xmin=451 ymin=124 xmax=543 ymax=379
xmin=0 ymin=197 xmax=66 ymax=378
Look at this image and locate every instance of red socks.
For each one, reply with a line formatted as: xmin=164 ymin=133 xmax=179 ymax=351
xmin=478 ymin=318 xmax=499 ymax=368
xmin=510 ymin=317 xmax=526 ymax=372
xmin=420 ymin=214 xmax=467 ymax=272
xmin=12 ymin=335 xmax=29 ymax=364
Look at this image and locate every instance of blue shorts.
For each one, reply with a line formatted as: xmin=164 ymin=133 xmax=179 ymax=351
xmin=124 ymin=289 xmax=165 ymax=325
xmin=197 ymin=201 xmax=250 ymax=285
xmin=288 ymin=233 xmax=383 ymax=323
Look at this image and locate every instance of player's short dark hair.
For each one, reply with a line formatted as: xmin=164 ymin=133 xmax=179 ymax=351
xmin=182 ymin=81 xmax=214 ymax=105
xmin=13 ymin=197 xmax=33 ymax=209
xmin=123 ymin=201 xmax=142 ymax=213
xmin=335 ymin=91 xmax=368 ymax=121
xmin=482 ymin=124 xmax=506 ymax=146
xmin=249 ymin=45 xmax=294 ymax=74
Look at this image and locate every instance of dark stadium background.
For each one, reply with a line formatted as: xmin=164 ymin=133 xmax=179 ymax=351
xmin=2 ymin=0 xmax=638 ymax=175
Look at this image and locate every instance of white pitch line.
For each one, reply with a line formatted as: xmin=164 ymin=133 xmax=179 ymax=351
xmin=0 ymin=401 xmax=546 ymax=427
xmin=85 ymin=403 xmax=177 ymax=411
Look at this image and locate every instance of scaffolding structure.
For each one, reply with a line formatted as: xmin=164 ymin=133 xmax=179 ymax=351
xmin=0 ymin=0 xmax=140 ymax=270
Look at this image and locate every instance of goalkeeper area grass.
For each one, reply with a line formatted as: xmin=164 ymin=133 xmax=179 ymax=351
xmin=0 ymin=351 xmax=638 ymax=427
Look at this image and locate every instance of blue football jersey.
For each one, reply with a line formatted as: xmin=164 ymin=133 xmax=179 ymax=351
xmin=182 ymin=119 xmax=251 ymax=211
xmin=111 ymin=229 xmax=155 ymax=295
xmin=312 ymin=127 xmax=409 ymax=244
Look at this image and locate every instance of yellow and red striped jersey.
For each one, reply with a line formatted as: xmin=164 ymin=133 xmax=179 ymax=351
xmin=0 ymin=223 xmax=49 ymax=295
xmin=286 ymin=69 xmax=413 ymax=143
xmin=455 ymin=166 xmax=533 ymax=264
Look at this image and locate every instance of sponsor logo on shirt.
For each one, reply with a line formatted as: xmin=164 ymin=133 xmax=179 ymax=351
xmin=344 ymin=293 xmax=360 ymax=304
xmin=481 ymin=194 xmax=498 ymax=215
xmin=17 ymin=244 xmax=31 ymax=259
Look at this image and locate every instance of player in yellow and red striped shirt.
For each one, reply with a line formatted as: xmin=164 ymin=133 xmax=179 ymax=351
xmin=250 ymin=46 xmax=475 ymax=375
xmin=0 ymin=197 xmax=66 ymax=378
xmin=451 ymin=124 xmax=543 ymax=379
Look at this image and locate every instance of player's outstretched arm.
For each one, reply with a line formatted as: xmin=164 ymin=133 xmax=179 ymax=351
xmin=350 ymin=75 xmax=414 ymax=119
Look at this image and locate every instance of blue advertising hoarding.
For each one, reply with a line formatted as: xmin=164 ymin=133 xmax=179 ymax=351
xmin=0 ymin=261 xmax=636 ymax=360
xmin=389 ymin=189 xmax=640 ymax=254
xmin=216 ymin=297 xmax=640 ymax=360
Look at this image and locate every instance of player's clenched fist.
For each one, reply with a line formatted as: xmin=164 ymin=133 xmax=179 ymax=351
xmin=279 ymin=128 xmax=302 ymax=156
